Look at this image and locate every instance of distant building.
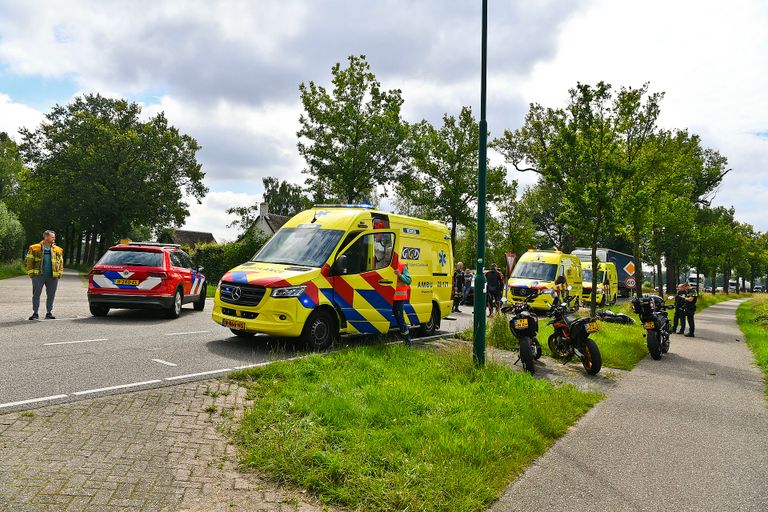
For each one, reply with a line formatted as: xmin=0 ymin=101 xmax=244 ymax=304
xmin=251 ymin=202 xmax=289 ymax=236
xmin=158 ymin=229 xmax=217 ymax=247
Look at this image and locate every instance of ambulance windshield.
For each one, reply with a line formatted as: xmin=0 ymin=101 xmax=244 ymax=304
xmin=511 ymin=262 xmax=557 ymax=281
xmin=252 ymin=228 xmax=344 ymax=267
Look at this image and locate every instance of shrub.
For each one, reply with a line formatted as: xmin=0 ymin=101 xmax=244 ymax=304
xmin=0 ymin=201 xmax=24 ymax=262
xmin=188 ymin=232 xmax=270 ymax=283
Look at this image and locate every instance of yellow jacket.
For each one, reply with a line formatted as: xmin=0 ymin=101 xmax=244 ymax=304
xmin=25 ymin=242 xmax=64 ymax=278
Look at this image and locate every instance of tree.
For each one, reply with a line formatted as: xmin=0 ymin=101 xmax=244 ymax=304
xmin=0 ymin=132 xmax=25 ymax=203
xmin=298 ymin=55 xmax=408 ymax=203
xmin=398 ymin=106 xmax=505 ymax=247
xmin=494 ymin=82 xmax=624 ymax=315
xmin=0 ymin=201 xmax=24 ymax=261
xmin=226 ymin=176 xmax=310 ymax=236
xmin=518 ymin=180 xmax=580 ymax=252
xmin=18 ymin=94 xmax=206 ymax=263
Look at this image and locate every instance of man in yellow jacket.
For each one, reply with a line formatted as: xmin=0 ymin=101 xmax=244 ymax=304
xmin=25 ymin=230 xmax=64 ymax=320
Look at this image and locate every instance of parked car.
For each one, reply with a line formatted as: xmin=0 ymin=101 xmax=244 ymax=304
xmin=704 ymin=286 xmax=713 ymax=293
xmin=754 ymin=285 xmax=764 ymax=293
xmin=88 ymin=242 xmax=207 ymax=318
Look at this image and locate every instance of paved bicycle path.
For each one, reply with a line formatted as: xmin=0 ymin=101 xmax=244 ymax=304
xmin=491 ymin=299 xmax=768 ymax=512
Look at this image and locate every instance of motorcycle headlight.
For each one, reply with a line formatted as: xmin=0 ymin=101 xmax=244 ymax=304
xmin=271 ymin=285 xmax=307 ymax=298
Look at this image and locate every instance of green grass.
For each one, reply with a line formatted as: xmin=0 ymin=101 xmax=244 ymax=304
xmin=0 ymin=260 xmax=26 ymax=280
xmin=207 ymin=284 xmax=216 ymax=297
xmin=230 ymin=344 xmax=602 ymax=512
xmin=736 ymin=295 xmax=768 ymax=398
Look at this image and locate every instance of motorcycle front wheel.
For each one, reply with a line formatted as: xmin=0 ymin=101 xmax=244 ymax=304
xmin=519 ymin=336 xmax=536 ymax=374
xmin=581 ymin=339 xmax=602 ymax=375
xmin=647 ymin=330 xmax=662 ymax=360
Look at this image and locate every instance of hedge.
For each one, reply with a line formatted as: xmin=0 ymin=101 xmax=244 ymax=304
xmin=186 ymin=232 xmax=270 ymax=284
xmin=0 ymin=201 xmax=24 ymax=262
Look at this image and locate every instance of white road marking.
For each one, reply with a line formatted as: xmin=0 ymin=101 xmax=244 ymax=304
xmin=44 ymin=338 xmax=108 ymax=346
xmin=163 ymin=330 xmax=210 ymax=336
xmin=72 ymin=380 xmax=163 ymax=396
xmin=151 ymin=359 xmax=178 ymax=367
xmin=0 ymin=394 xmax=68 ymax=409
xmin=232 ymin=361 xmax=272 ymax=370
xmin=165 ymin=369 xmax=233 ymax=381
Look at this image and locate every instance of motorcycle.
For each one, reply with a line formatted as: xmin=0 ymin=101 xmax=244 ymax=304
xmin=546 ymin=286 xmax=602 ymax=375
xmin=631 ymin=295 xmax=675 ymax=360
xmin=500 ymin=291 xmax=543 ymax=374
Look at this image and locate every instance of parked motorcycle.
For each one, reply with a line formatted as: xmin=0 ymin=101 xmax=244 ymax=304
xmin=501 ymin=291 xmax=543 ymax=374
xmin=631 ymin=295 xmax=675 ymax=360
xmin=546 ymin=289 xmax=602 ymax=375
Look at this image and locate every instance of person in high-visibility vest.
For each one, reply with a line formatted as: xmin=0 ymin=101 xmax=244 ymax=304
xmin=393 ymin=260 xmax=413 ymax=346
xmin=25 ymin=230 xmax=64 ymax=320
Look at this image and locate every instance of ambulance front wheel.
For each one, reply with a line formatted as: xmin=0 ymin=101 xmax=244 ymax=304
xmin=302 ymin=309 xmax=337 ymax=350
xmin=416 ymin=304 xmax=439 ymax=337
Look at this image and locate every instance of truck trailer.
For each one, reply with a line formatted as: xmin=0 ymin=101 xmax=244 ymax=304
xmin=572 ymin=248 xmax=637 ymax=298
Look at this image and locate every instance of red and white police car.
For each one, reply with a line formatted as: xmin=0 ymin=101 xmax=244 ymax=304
xmin=87 ymin=242 xmax=207 ymax=318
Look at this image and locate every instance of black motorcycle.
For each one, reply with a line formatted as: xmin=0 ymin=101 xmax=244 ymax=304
xmin=501 ymin=291 xmax=543 ymax=374
xmin=631 ymin=295 xmax=674 ymax=360
xmin=546 ymin=291 xmax=602 ymax=375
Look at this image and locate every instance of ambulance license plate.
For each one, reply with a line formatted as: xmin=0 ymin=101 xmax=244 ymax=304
xmin=586 ymin=321 xmax=598 ymax=333
xmin=514 ymin=318 xmax=529 ymax=329
xmin=644 ymin=321 xmax=655 ymax=329
xmin=114 ymin=279 xmax=140 ymax=285
xmin=222 ymin=318 xmax=246 ymax=330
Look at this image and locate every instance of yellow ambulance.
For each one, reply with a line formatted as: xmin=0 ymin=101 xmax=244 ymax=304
xmin=211 ymin=205 xmax=453 ymax=348
xmin=505 ymin=249 xmax=583 ymax=310
xmin=581 ymin=261 xmax=619 ymax=305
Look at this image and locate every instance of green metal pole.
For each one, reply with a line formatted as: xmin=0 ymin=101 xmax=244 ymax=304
xmin=473 ymin=0 xmax=488 ymax=367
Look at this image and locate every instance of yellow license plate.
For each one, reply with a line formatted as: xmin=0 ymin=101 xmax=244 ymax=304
xmin=222 ymin=318 xmax=246 ymax=330
xmin=514 ymin=318 xmax=529 ymax=329
xmin=586 ymin=321 xmax=598 ymax=333
xmin=644 ymin=321 xmax=655 ymax=329
xmin=114 ymin=279 xmax=140 ymax=285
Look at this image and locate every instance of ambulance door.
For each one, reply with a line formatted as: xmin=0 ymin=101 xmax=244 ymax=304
xmin=330 ymin=231 xmax=397 ymax=334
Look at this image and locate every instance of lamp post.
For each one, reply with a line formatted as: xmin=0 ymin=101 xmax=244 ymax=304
xmin=472 ymin=0 xmax=488 ymax=367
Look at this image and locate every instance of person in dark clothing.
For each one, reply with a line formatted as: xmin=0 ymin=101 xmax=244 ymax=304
xmin=672 ymin=283 xmax=687 ymax=334
xmin=452 ymin=262 xmax=464 ymax=312
xmin=682 ymin=283 xmax=698 ymax=337
xmin=485 ymin=263 xmax=504 ymax=316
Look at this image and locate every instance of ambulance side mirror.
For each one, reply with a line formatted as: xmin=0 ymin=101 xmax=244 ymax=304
xmin=333 ymin=255 xmax=348 ymax=275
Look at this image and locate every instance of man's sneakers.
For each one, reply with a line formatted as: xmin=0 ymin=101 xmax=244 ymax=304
xmin=45 ymin=313 xmax=56 ymax=320
xmin=28 ymin=313 xmax=39 ymax=321
xmin=684 ymin=333 xmax=695 ymax=337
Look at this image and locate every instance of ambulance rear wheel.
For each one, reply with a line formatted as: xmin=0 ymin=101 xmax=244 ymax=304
xmin=302 ymin=309 xmax=337 ymax=350
xmin=417 ymin=304 xmax=438 ymax=337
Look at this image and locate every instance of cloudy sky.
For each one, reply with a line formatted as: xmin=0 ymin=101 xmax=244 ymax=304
xmin=0 ymin=0 xmax=765 ymax=242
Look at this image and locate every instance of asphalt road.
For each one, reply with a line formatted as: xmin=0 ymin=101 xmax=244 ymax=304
xmin=0 ymin=270 xmax=443 ymax=412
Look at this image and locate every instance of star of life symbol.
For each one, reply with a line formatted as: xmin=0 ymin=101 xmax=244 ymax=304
xmin=438 ymin=250 xmax=447 ymax=266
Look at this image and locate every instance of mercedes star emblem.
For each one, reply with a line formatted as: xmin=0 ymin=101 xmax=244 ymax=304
xmin=231 ymin=286 xmax=242 ymax=301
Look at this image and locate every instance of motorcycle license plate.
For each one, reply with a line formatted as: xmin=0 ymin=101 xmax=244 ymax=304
xmin=586 ymin=321 xmax=598 ymax=333
xmin=514 ymin=318 xmax=529 ymax=329
xmin=644 ymin=321 xmax=655 ymax=329
xmin=222 ymin=318 xmax=246 ymax=330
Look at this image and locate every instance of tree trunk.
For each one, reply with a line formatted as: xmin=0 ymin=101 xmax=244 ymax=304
xmin=75 ymin=231 xmax=83 ymax=265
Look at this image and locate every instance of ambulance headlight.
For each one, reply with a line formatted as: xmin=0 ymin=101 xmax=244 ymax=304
xmin=271 ymin=285 xmax=307 ymax=298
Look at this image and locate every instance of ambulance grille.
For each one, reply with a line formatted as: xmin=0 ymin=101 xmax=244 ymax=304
xmin=219 ymin=282 xmax=266 ymax=307
xmin=511 ymin=288 xmax=531 ymax=297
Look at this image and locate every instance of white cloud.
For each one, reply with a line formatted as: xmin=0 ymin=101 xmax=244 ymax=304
xmin=0 ymin=94 xmax=44 ymax=139
xmin=184 ymin=190 xmax=260 ymax=243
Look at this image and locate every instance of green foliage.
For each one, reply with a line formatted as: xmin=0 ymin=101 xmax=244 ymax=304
xmin=0 ymin=132 xmax=25 ymax=203
xmin=17 ymin=93 xmax=207 ymax=249
xmin=737 ymin=295 xmax=768 ymax=398
xmin=189 ymin=232 xmax=270 ymax=284
xmin=231 ymin=344 xmax=602 ymax=512
xmin=0 ymin=201 xmax=24 ymax=262
xmin=0 ymin=259 xmax=25 ymax=279
xmin=486 ymin=314 xmax=516 ymax=350
xmin=298 ymin=55 xmax=407 ymax=204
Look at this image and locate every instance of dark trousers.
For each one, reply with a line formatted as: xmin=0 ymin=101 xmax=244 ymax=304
xmin=453 ymin=293 xmax=462 ymax=311
xmin=393 ymin=300 xmax=411 ymax=345
xmin=685 ymin=309 xmax=695 ymax=335
xmin=32 ymin=275 xmax=59 ymax=314
xmin=673 ymin=309 xmax=686 ymax=332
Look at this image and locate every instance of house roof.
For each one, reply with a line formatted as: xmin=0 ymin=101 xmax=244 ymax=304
xmin=262 ymin=213 xmax=289 ymax=233
xmin=161 ymin=229 xmax=217 ymax=246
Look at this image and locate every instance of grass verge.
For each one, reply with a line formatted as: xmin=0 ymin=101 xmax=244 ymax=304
xmin=736 ymin=295 xmax=768 ymax=398
xmin=0 ymin=259 xmax=26 ymax=280
xmin=231 ymin=344 xmax=602 ymax=512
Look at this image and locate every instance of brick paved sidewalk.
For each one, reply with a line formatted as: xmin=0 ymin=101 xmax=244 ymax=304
xmin=0 ymin=380 xmax=337 ymax=512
